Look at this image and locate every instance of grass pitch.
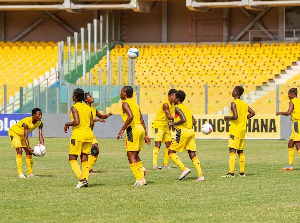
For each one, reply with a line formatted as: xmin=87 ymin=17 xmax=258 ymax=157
xmin=0 ymin=138 xmax=299 ymax=222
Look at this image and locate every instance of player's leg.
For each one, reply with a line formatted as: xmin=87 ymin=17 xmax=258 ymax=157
xmin=69 ymin=139 xmax=84 ymax=186
xmin=24 ymin=146 xmax=34 ymax=177
xmin=88 ymin=143 xmax=99 ymax=173
xmin=168 ymin=130 xmax=190 ymax=179
xmin=153 ymin=141 xmax=161 ymax=170
xmin=15 ymin=147 xmax=25 ymax=178
xmin=222 ymin=134 xmax=237 ymax=177
xmin=188 ymin=150 xmax=204 ymax=181
xmin=135 ymin=151 xmax=147 ymax=185
xmin=186 ymin=134 xmax=204 ymax=181
xmin=9 ymin=132 xmax=25 ymax=178
xmin=80 ymin=151 xmax=90 ymax=185
xmin=153 ymin=128 xmax=162 ymax=169
xmin=162 ymin=133 xmax=172 ymax=169
xmin=127 ymin=151 xmax=141 ymax=183
xmin=237 ymin=150 xmax=245 ymax=176
xmin=282 ymin=139 xmax=295 ymax=171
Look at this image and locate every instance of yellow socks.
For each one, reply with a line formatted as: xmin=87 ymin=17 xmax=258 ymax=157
xmin=16 ymin=154 xmax=23 ymax=175
xmin=88 ymin=155 xmax=98 ymax=171
xmin=298 ymin=149 xmax=300 ymax=157
xmin=81 ymin=161 xmax=89 ymax=181
xmin=229 ymin=152 xmax=236 ymax=174
xmin=130 ymin=163 xmax=138 ymax=180
xmin=69 ymin=160 xmax=82 ymax=180
xmin=163 ymin=148 xmax=169 ymax=167
xmin=130 ymin=162 xmax=144 ymax=181
xmin=238 ymin=153 xmax=245 ymax=173
xmin=192 ymin=156 xmax=203 ymax=177
xmin=153 ymin=147 xmax=159 ymax=166
xmin=26 ymin=155 xmax=33 ymax=175
xmin=169 ymin=153 xmax=185 ymax=171
xmin=288 ymin=148 xmax=295 ymax=165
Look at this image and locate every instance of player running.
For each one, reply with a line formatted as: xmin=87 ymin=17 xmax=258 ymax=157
xmin=276 ymin=88 xmax=300 ymax=171
xmin=64 ymin=88 xmax=94 ymax=188
xmin=168 ymin=90 xmax=205 ymax=181
xmin=222 ymin=86 xmax=255 ymax=177
xmin=117 ymin=86 xmax=151 ymax=186
xmin=152 ymin=89 xmax=177 ymax=170
xmin=8 ymin=108 xmax=44 ymax=178
xmin=84 ymin=92 xmax=112 ymax=174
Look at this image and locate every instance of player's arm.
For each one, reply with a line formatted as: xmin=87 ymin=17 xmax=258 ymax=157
xmin=38 ymin=122 xmax=44 ymax=145
xmin=117 ymin=102 xmax=133 ymax=139
xmin=169 ymin=107 xmax=186 ymax=127
xmin=163 ymin=103 xmax=174 ymax=121
xmin=192 ymin=115 xmax=197 ymax=126
xmin=23 ymin=123 xmax=34 ymax=155
xmin=64 ymin=106 xmax=80 ymax=133
xmin=140 ymin=110 xmax=151 ymax=145
xmin=276 ymin=100 xmax=294 ymax=116
xmin=247 ymin=107 xmax=255 ymax=119
xmin=96 ymin=110 xmax=112 ymax=121
xmin=224 ymin=102 xmax=238 ymax=121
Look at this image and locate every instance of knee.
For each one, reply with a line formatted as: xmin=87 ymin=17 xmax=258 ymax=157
xmin=91 ymin=145 xmax=99 ymax=156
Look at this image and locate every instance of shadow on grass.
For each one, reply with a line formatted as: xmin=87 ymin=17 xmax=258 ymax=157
xmin=88 ymin=183 xmax=105 ymax=187
xmin=36 ymin=174 xmax=55 ymax=178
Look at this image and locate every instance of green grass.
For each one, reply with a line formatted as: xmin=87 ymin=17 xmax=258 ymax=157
xmin=0 ymin=138 xmax=300 ymax=222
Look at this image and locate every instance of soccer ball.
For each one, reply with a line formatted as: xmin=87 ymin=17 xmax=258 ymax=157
xmin=201 ymin=123 xmax=213 ymax=135
xmin=33 ymin=144 xmax=46 ymax=157
xmin=127 ymin=48 xmax=139 ymax=59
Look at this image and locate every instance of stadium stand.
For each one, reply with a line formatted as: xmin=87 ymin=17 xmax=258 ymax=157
xmin=0 ymin=41 xmax=58 ymax=105
xmin=80 ymin=42 xmax=300 ymax=114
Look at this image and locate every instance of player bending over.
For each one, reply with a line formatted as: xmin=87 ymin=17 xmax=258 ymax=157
xmin=276 ymin=88 xmax=300 ymax=171
xmin=84 ymin=92 xmax=112 ymax=174
xmin=8 ymin=108 xmax=44 ymax=178
xmin=64 ymin=88 xmax=94 ymax=188
xmin=168 ymin=90 xmax=205 ymax=181
xmin=152 ymin=89 xmax=177 ymax=170
xmin=222 ymin=86 xmax=255 ymax=177
xmin=117 ymin=86 xmax=151 ymax=186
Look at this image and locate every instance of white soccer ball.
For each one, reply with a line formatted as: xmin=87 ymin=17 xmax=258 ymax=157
xmin=127 ymin=47 xmax=139 ymax=59
xmin=201 ymin=123 xmax=213 ymax=135
xmin=33 ymin=144 xmax=46 ymax=157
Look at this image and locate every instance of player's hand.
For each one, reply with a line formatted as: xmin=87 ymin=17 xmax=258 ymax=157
xmin=224 ymin=116 xmax=229 ymax=121
xmin=276 ymin=112 xmax=281 ymax=116
xmin=144 ymin=135 xmax=151 ymax=145
xmin=168 ymin=121 xmax=174 ymax=127
xmin=64 ymin=125 xmax=69 ymax=133
xmin=107 ymin=113 xmax=113 ymax=118
xmin=27 ymin=147 xmax=35 ymax=156
xmin=97 ymin=118 xmax=105 ymax=123
xmin=117 ymin=129 xmax=124 ymax=139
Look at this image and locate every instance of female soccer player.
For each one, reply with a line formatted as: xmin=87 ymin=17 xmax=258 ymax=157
xmin=8 ymin=108 xmax=44 ymax=178
xmin=117 ymin=86 xmax=151 ymax=186
xmin=64 ymin=88 xmax=94 ymax=188
xmin=84 ymin=92 xmax=112 ymax=173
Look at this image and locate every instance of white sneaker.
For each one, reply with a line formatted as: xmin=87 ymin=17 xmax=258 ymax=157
xmin=196 ymin=176 xmax=205 ymax=181
xmin=27 ymin=174 xmax=35 ymax=178
xmin=179 ymin=168 xmax=191 ymax=180
xmin=133 ymin=179 xmax=147 ymax=186
xmin=75 ymin=179 xmax=88 ymax=188
xmin=152 ymin=166 xmax=161 ymax=170
xmin=18 ymin=174 xmax=26 ymax=178
xmin=161 ymin=166 xmax=171 ymax=169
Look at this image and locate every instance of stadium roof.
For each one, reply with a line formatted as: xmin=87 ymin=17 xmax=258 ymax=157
xmin=0 ymin=0 xmax=298 ymax=11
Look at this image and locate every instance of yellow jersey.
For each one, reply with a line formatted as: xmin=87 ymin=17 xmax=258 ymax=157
xmin=291 ymin=98 xmax=300 ymax=121
xmin=70 ymin=102 xmax=94 ymax=142
xmin=9 ymin=117 xmax=41 ymax=136
xmin=229 ymin=99 xmax=248 ymax=139
xmin=121 ymin=98 xmax=141 ymax=128
xmin=153 ymin=100 xmax=175 ymax=129
xmin=174 ymin=104 xmax=193 ymax=129
xmin=91 ymin=107 xmax=97 ymax=119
